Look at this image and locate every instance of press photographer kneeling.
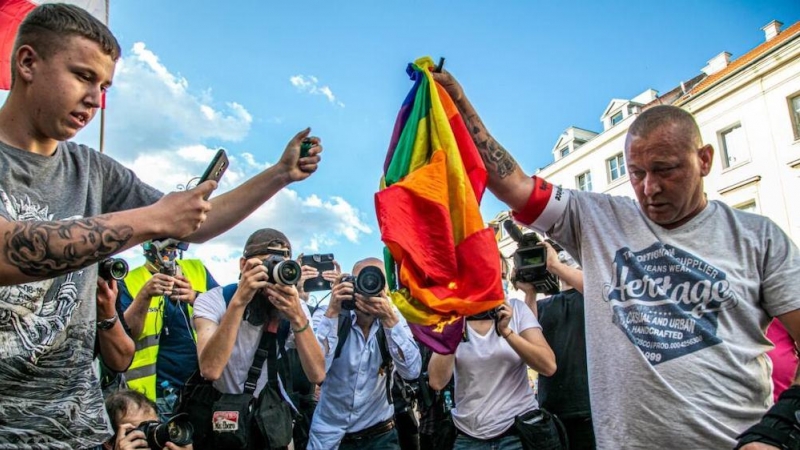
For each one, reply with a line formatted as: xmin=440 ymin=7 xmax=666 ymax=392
xmin=188 ymin=229 xmax=326 ymax=450
xmin=105 ymin=389 xmax=194 ymax=450
xmin=428 ymin=225 xmax=562 ymax=450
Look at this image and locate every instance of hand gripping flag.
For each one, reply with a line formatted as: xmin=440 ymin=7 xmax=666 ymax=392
xmin=376 ymin=57 xmax=505 ymax=354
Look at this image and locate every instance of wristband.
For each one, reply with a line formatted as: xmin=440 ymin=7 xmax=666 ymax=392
xmin=502 ymin=330 xmax=514 ymax=339
xmin=96 ymin=313 xmax=118 ymax=331
xmin=292 ymin=320 xmax=310 ymax=334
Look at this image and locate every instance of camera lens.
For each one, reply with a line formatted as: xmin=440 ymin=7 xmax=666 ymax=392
xmin=165 ymin=414 xmax=194 ymax=446
xmin=99 ymin=258 xmax=129 ymax=281
xmin=276 ymin=260 xmax=301 ymax=285
xmin=263 ymin=256 xmax=301 ymax=286
xmin=355 ymin=266 xmax=385 ymax=297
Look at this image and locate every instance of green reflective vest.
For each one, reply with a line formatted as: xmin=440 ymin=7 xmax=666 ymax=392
xmin=124 ymin=259 xmax=207 ymax=401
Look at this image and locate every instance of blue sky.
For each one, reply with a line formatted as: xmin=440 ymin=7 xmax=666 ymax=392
xmin=50 ymin=0 xmax=800 ymax=287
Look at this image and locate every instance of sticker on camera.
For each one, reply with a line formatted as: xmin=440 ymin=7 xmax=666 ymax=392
xmin=212 ymin=411 xmax=240 ymax=432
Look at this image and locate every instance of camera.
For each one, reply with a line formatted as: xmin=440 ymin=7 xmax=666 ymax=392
xmin=98 ymin=258 xmax=128 ymax=281
xmin=503 ymin=220 xmax=560 ymax=295
xmin=301 ymin=253 xmax=335 ymax=292
xmin=300 ymin=138 xmax=314 ymax=158
xmin=340 ymin=266 xmax=386 ymax=310
xmin=263 ymin=255 xmax=301 ymax=286
xmin=130 ymin=413 xmax=194 ymax=449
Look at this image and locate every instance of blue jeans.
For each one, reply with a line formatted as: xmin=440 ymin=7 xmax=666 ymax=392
xmin=338 ymin=428 xmax=400 ymax=450
xmin=454 ymin=433 xmax=523 ymax=450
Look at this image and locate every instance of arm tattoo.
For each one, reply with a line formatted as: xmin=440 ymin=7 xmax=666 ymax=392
xmin=4 ymin=216 xmax=133 ymax=277
xmin=463 ymin=112 xmax=518 ymax=179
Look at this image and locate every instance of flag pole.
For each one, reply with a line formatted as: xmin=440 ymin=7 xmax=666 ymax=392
xmin=98 ymin=0 xmax=109 ymax=153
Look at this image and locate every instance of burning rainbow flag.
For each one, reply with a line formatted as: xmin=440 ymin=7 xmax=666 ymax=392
xmin=375 ymin=57 xmax=505 ymax=354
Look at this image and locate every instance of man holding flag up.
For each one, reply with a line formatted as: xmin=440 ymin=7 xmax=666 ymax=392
xmin=0 ymin=4 xmax=322 ymax=448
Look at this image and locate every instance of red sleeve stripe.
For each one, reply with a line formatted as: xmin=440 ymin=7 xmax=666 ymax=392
xmin=511 ymin=176 xmax=569 ymax=231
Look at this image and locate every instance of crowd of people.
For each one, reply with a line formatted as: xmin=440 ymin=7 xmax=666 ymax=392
xmin=1 ymin=3 xmax=799 ymax=450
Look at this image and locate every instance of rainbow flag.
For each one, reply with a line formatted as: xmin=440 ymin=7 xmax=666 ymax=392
xmin=376 ymin=57 xmax=505 ymax=354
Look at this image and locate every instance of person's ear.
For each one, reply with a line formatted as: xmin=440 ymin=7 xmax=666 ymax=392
xmin=698 ymin=144 xmax=714 ymax=176
xmin=14 ymin=45 xmax=38 ymax=84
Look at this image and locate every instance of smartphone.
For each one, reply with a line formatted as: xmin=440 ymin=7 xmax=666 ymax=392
xmin=198 ymin=148 xmax=228 ymax=199
xmin=301 ymin=253 xmax=335 ymax=292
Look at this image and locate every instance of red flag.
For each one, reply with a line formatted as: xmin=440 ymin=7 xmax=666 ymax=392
xmin=0 ymin=0 xmax=108 ymax=90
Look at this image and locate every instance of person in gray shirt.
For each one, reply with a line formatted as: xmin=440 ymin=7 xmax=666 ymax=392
xmin=430 ymin=69 xmax=800 ymax=450
xmin=0 ymin=4 xmax=322 ymax=448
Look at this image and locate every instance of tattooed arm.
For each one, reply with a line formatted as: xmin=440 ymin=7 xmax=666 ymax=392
xmin=0 ymin=183 xmax=215 ymax=286
xmin=432 ymin=70 xmax=535 ymax=212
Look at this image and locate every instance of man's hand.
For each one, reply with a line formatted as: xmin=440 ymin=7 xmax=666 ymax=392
xmin=145 ymin=181 xmax=216 ymax=239
xmin=231 ymin=258 xmax=269 ymax=307
xmin=321 ymin=260 xmax=341 ymax=284
xmin=356 ymin=293 xmax=399 ymax=328
xmin=325 ymin=275 xmax=351 ymax=319
xmin=495 ymin=302 xmax=513 ymax=337
xmin=543 ymin=241 xmax=559 ymax=270
xmin=139 ymin=273 xmax=175 ymax=299
xmin=276 ymin=128 xmax=322 ymax=182
xmin=114 ymin=423 xmax=148 ymax=450
xmin=430 ymin=69 xmax=465 ymax=103
xmin=264 ymin=282 xmax=305 ymax=328
xmin=96 ymin=277 xmax=118 ymax=321
xmin=170 ymin=275 xmax=197 ymax=305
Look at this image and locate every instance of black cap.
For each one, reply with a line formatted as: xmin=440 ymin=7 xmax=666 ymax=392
xmin=243 ymin=228 xmax=291 ymax=258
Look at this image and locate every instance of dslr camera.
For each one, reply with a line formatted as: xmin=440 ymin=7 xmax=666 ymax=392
xmin=98 ymin=258 xmax=128 ymax=281
xmin=340 ymin=266 xmax=386 ymax=310
xmin=129 ymin=413 xmax=194 ymax=450
xmin=263 ymin=255 xmax=301 ymax=286
xmin=503 ymin=220 xmax=560 ymax=295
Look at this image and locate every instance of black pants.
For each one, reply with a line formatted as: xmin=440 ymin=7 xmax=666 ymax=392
xmin=559 ymin=417 xmax=595 ymax=450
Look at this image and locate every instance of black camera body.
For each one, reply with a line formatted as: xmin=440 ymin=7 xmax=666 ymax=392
xmin=131 ymin=413 xmax=193 ymax=449
xmin=340 ymin=266 xmax=386 ymax=310
xmin=263 ymin=255 xmax=301 ymax=286
xmin=159 ymin=260 xmax=178 ymax=277
xmin=503 ymin=220 xmax=560 ymax=296
xmin=98 ymin=258 xmax=128 ymax=281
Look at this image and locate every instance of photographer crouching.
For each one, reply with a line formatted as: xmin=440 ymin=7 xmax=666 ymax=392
xmin=308 ymin=258 xmax=422 ymax=450
xmin=105 ymin=389 xmax=193 ymax=450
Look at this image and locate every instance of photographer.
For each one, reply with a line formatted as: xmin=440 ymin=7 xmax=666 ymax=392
xmin=120 ymin=239 xmax=219 ymax=419
xmin=517 ymin=244 xmax=594 ymax=450
xmin=95 ymin=274 xmax=136 ymax=396
xmin=427 ymin=293 xmax=559 ymax=449
xmin=308 ymin=258 xmax=421 ymax=450
xmin=193 ymin=228 xmax=325 ymax=450
xmin=105 ymin=389 xmax=193 ymax=450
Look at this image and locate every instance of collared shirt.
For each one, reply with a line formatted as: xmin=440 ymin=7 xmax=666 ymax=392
xmin=308 ymin=308 xmax=421 ymax=449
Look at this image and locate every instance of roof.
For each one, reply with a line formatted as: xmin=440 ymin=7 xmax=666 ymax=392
xmin=677 ymin=20 xmax=800 ymax=105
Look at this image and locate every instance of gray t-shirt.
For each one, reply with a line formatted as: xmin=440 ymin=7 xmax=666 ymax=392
xmin=193 ymin=285 xmax=309 ymax=399
xmin=0 ymin=141 xmax=162 ymax=449
xmin=543 ymin=190 xmax=800 ymax=449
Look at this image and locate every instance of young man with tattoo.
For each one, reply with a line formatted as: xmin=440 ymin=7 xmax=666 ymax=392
xmin=430 ymin=70 xmax=800 ymax=449
xmin=0 ymin=4 xmax=322 ymax=448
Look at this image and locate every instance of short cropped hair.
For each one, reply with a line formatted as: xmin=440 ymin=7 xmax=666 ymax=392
xmin=627 ymin=105 xmax=702 ymax=150
xmin=11 ymin=3 xmax=121 ymax=86
xmin=105 ymin=389 xmax=157 ymax=431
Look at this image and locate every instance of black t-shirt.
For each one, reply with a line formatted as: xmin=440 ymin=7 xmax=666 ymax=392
xmin=537 ymin=289 xmax=591 ymax=418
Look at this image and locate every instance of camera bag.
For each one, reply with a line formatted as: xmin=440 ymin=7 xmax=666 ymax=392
xmin=514 ymin=408 xmax=567 ymax=450
xmin=253 ymin=331 xmax=294 ymax=449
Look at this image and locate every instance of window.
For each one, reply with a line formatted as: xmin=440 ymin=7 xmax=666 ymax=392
xmin=559 ymin=146 xmax=570 ymax=158
xmin=611 ymin=111 xmax=624 ymax=126
xmin=735 ymin=201 xmax=758 ymax=214
xmin=576 ymin=171 xmax=592 ymax=191
xmin=608 ymin=154 xmax=627 ymax=181
xmin=719 ymin=124 xmax=749 ymax=168
xmin=790 ymin=94 xmax=800 ymax=140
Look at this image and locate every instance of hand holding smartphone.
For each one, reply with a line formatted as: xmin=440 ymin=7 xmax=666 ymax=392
xmin=198 ymin=148 xmax=229 ymax=199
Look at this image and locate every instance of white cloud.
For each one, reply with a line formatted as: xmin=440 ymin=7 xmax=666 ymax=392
xmin=290 ymin=74 xmax=345 ymax=108
xmin=75 ymin=44 xmax=370 ymax=284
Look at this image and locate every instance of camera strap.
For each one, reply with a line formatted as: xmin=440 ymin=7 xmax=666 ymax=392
xmin=244 ymin=323 xmax=277 ymax=396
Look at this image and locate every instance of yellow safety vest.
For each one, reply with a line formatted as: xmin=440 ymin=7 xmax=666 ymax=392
xmin=124 ymin=259 xmax=208 ymax=401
